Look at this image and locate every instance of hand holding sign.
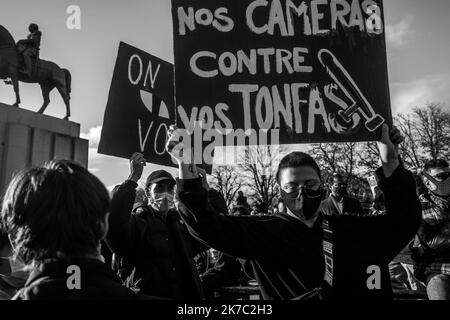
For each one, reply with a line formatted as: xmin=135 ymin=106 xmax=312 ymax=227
xmin=197 ymin=167 xmax=211 ymax=191
xmin=377 ymin=124 xmax=404 ymax=178
xmin=128 ymin=152 xmax=146 ymax=182
xmin=166 ymin=125 xmax=184 ymax=164
xmin=166 ymin=125 xmax=199 ymax=180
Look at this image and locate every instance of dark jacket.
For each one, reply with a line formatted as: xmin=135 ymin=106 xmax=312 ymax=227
xmin=13 ymin=258 xmax=135 ymax=300
xmin=106 ymin=180 xmax=207 ymax=300
xmin=320 ymin=195 xmax=365 ymax=216
xmin=176 ymin=165 xmax=421 ymax=300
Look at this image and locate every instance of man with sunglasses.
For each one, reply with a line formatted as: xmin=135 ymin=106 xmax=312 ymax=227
xmin=167 ymin=124 xmax=421 ymax=300
xmin=413 ymin=159 xmax=450 ymax=300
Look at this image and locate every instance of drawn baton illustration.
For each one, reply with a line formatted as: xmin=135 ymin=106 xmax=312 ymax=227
xmin=318 ymin=49 xmax=385 ymax=132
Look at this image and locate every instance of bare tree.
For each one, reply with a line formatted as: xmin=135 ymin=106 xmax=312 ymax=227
xmin=394 ymin=113 xmax=424 ymax=169
xmin=311 ymin=143 xmax=360 ymax=181
xmin=393 ymin=103 xmax=450 ymax=168
xmin=239 ymin=145 xmax=285 ymax=212
xmin=413 ymin=103 xmax=450 ymax=161
xmin=311 ymin=143 xmax=339 ymax=176
xmin=209 ymin=165 xmax=243 ymax=208
xmin=357 ymin=141 xmax=381 ymax=174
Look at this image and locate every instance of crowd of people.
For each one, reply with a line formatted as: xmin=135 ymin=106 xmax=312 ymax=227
xmin=0 ymin=124 xmax=449 ymax=300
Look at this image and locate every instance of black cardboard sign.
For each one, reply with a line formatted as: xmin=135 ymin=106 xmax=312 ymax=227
xmin=172 ymin=0 xmax=392 ymax=146
xmin=98 ymin=42 xmax=176 ymax=167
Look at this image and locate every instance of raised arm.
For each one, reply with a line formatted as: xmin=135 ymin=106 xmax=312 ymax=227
xmin=176 ymin=176 xmax=286 ymax=260
xmin=106 ymin=153 xmax=146 ymax=259
xmin=329 ymin=125 xmax=421 ymax=261
xmin=166 ymin=127 xmax=295 ymax=260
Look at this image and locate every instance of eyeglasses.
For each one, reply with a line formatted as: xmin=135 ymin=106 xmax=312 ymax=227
xmin=435 ymin=172 xmax=450 ymax=181
xmin=281 ymin=184 xmax=322 ymax=199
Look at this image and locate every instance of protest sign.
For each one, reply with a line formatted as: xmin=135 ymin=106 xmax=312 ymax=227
xmin=98 ymin=42 xmax=175 ymax=167
xmin=172 ymin=0 xmax=392 ymax=146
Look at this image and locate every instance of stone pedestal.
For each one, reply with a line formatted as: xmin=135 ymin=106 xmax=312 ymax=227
xmin=0 ymin=103 xmax=88 ymax=192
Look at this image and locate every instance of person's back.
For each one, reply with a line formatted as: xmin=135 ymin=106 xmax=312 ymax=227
xmin=13 ymin=258 xmax=135 ymax=300
xmin=1 ymin=160 xmax=136 ymax=300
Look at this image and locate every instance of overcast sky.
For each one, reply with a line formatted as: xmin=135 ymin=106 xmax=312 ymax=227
xmin=1 ymin=0 xmax=449 ymax=189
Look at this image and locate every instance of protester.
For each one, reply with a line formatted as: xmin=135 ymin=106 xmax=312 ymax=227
xmin=320 ymin=173 xmax=365 ymax=216
xmin=167 ymin=124 xmax=421 ymax=300
xmin=106 ymin=152 xmax=208 ymax=300
xmin=236 ymin=191 xmax=249 ymax=209
xmin=412 ymin=159 xmax=450 ymax=300
xmin=1 ymin=160 xmax=136 ymax=300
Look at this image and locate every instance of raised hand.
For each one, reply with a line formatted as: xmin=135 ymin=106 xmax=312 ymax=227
xmin=377 ymin=124 xmax=404 ymax=177
xmin=166 ymin=125 xmax=185 ymax=164
xmin=197 ymin=167 xmax=210 ymax=191
xmin=128 ymin=152 xmax=146 ymax=182
xmin=166 ymin=125 xmax=198 ymax=179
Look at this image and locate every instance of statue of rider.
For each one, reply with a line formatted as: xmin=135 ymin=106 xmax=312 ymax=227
xmin=17 ymin=23 xmax=41 ymax=77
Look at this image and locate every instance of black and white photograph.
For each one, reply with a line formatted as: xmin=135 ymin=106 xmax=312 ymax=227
xmin=0 ymin=0 xmax=450 ymax=315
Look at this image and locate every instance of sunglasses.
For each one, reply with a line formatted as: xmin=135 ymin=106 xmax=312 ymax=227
xmin=435 ymin=172 xmax=450 ymax=181
xmin=281 ymin=185 xmax=322 ymax=199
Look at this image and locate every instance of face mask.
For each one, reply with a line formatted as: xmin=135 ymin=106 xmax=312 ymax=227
xmin=332 ymin=186 xmax=347 ymax=197
xmin=423 ymin=172 xmax=450 ymax=198
xmin=281 ymin=188 xmax=323 ymax=220
xmin=150 ymin=192 xmax=175 ymax=212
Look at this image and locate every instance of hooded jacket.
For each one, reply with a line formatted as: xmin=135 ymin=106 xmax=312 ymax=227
xmin=13 ymin=258 xmax=135 ymax=300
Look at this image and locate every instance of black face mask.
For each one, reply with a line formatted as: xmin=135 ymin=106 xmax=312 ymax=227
xmin=281 ymin=188 xmax=323 ymax=220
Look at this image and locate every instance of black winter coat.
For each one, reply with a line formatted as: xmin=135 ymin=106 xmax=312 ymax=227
xmin=106 ymin=180 xmax=207 ymax=300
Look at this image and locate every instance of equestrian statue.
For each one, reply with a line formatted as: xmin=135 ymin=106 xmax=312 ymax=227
xmin=0 ymin=24 xmax=71 ymax=120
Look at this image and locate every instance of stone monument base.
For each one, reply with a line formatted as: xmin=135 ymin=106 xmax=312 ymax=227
xmin=0 ymin=103 xmax=88 ymax=192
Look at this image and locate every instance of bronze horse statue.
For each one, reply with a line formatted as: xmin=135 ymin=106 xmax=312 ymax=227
xmin=0 ymin=25 xmax=71 ymax=120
